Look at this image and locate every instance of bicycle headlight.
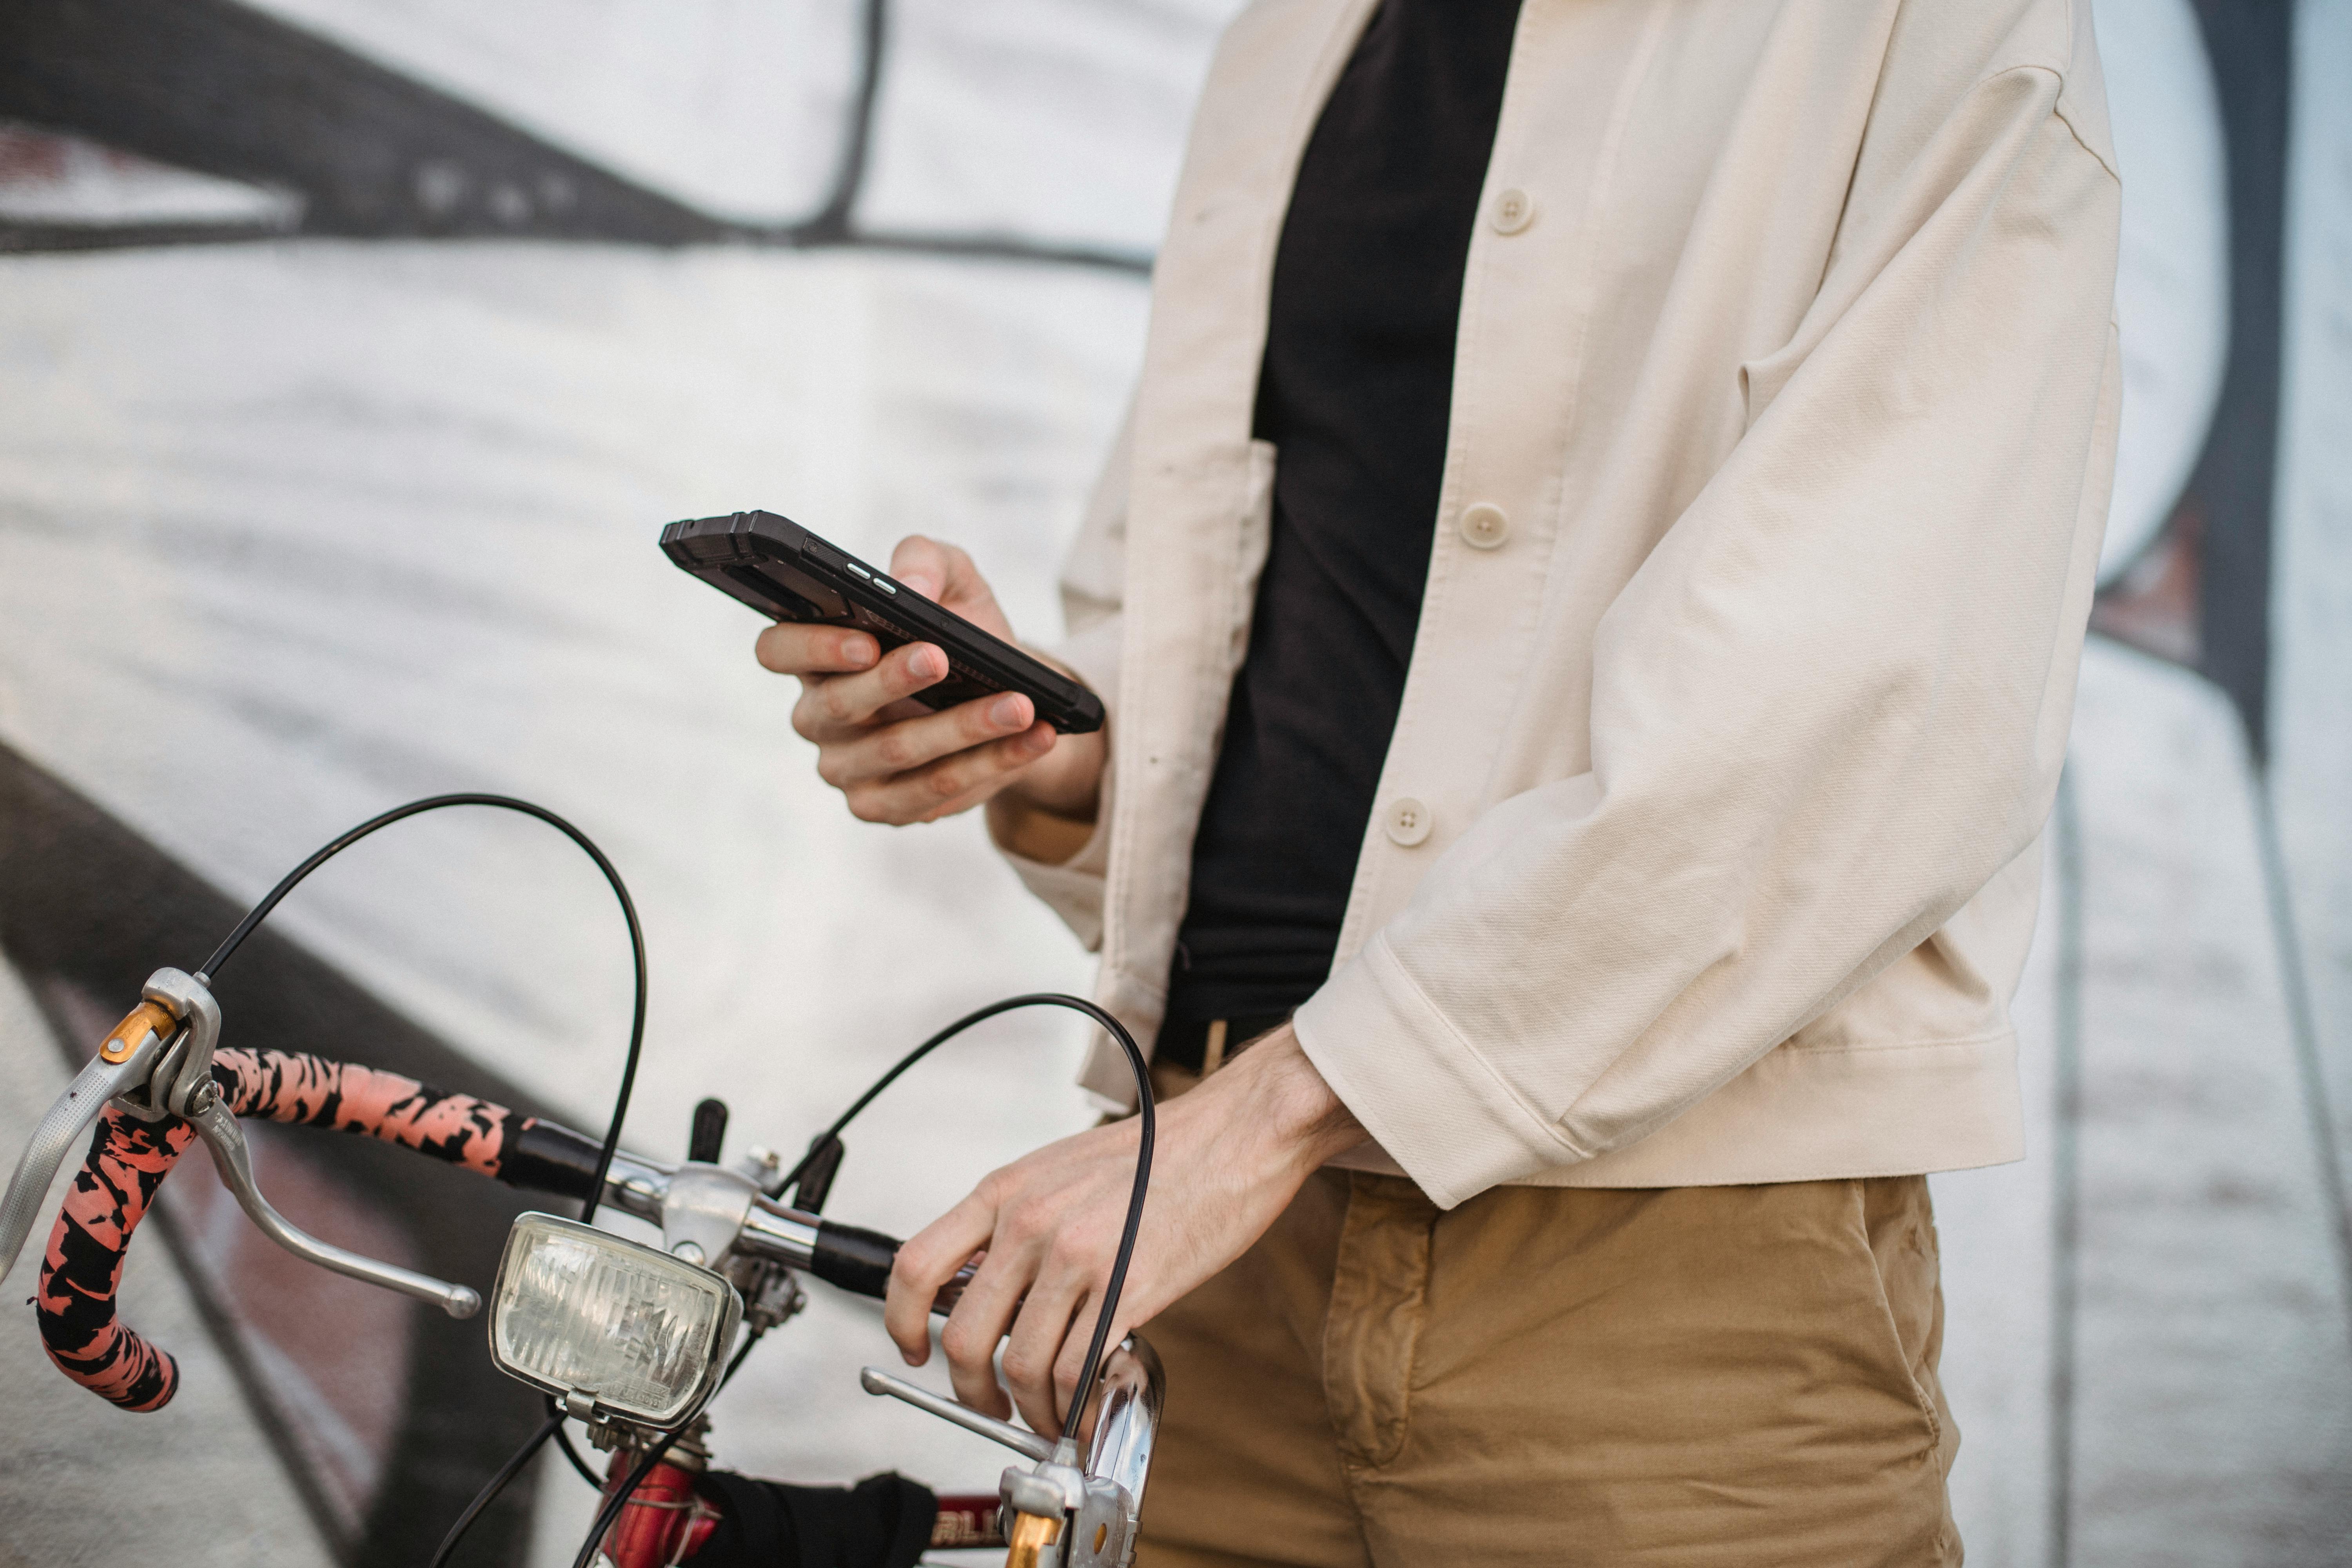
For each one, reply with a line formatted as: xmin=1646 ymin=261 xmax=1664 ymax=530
xmin=488 ymin=1212 xmax=742 ymax=1429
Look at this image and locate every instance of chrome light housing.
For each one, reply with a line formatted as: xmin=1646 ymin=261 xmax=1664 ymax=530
xmin=488 ymin=1212 xmax=742 ymax=1429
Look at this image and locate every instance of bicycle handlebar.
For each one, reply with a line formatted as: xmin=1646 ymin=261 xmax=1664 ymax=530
xmin=39 ymin=1047 xmax=514 ymax=1408
xmin=488 ymin=1115 xmax=916 ymax=1301
xmin=34 ymin=1047 xmax=935 ymax=1412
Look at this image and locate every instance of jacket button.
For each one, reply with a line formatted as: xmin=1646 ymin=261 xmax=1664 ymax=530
xmin=1491 ymin=187 xmax=1535 ymax=234
xmin=1383 ymin=797 xmax=1433 ymax=847
xmin=1459 ymin=503 xmax=1510 ymax=549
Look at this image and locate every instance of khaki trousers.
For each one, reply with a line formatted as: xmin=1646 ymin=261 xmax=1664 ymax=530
xmin=1134 ymin=1082 xmax=1960 ymax=1566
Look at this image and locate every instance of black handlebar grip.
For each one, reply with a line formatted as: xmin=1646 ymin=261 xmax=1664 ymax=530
xmin=809 ymin=1220 xmax=900 ymax=1300
xmin=495 ymin=1118 xmax=607 ymax=1201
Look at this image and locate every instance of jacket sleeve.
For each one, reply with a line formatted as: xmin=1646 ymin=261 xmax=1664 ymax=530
xmin=989 ymin=398 xmax=1133 ymax=950
xmin=1294 ymin=64 xmax=2123 ymax=1207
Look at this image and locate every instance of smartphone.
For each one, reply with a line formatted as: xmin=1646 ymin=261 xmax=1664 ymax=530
xmin=659 ymin=510 xmax=1106 ymax=735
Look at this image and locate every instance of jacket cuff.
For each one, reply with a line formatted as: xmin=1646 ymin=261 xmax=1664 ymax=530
xmin=1294 ymin=931 xmax=1591 ymax=1209
xmin=991 ymin=619 xmax=1120 ymax=947
xmin=991 ymin=743 xmax=1114 ymax=951
xmin=995 ymin=815 xmax=1109 ymax=951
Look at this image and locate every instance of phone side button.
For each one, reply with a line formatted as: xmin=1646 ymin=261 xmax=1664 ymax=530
xmin=870 ymin=576 xmax=898 ymax=594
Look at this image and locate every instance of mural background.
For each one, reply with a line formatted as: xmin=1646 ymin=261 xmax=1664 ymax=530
xmin=1 ymin=2 xmax=2347 ymax=1564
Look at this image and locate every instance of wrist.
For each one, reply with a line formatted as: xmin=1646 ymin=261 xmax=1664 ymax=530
xmin=1237 ymin=1027 xmax=1363 ymax=1171
xmin=985 ymin=779 xmax=1097 ymax=864
xmin=986 ymin=726 xmax=1105 ymax=864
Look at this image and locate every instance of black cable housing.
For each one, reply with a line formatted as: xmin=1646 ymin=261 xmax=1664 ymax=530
xmin=425 ymin=1411 xmax=563 ymax=1568
xmin=775 ymin=992 xmax=1153 ymax=1445
xmin=561 ymin=1332 xmax=782 ymax=1568
xmin=198 ymin=792 xmax=650 ymax=1229
xmin=217 ymin=808 xmax=1154 ymax=1559
xmin=547 ymin=1396 xmax=603 ymax=1487
xmin=189 ymin=794 xmax=650 ymax=1568
xmin=571 ymin=1432 xmax=684 ymax=1568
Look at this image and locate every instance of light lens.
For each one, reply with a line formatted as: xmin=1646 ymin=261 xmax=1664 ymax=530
xmin=488 ymin=1213 xmax=741 ymax=1428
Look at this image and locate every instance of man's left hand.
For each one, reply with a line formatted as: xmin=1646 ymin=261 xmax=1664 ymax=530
xmin=881 ymin=1025 xmax=1363 ymax=1438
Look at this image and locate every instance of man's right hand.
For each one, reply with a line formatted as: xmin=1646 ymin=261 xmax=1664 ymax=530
xmin=756 ymin=536 xmax=1105 ymax=848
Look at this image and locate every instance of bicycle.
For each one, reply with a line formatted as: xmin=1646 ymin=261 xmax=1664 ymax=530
xmin=0 ymin=796 xmax=1160 ymax=1568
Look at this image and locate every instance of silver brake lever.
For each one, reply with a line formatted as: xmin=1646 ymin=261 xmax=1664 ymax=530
xmin=0 ymin=967 xmax=479 ymax=1318
xmin=861 ymin=1334 xmax=1163 ymax=1568
xmin=0 ymin=1024 xmax=165 ymax=1281
xmin=859 ymin=1365 xmax=1054 ymax=1461
xmin=141 ymin=968 xmax=221 ymax=1119
xmin=183 ymin=1093 xmax=479 ymax=1318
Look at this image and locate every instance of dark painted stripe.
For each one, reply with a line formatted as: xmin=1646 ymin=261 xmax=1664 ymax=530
xmin=2251 ymin=773 xmax=2352 ymax=1354
xmin=799 ymin=0 xmax=888 ymax=244
xmin=844 ymin=228 xmax=1152 ymax=276
xmin=0 ymin=0 xmax=1156 ymax=276
xmin=0 ymin=0 xmax=726 ymax=243
xmin=2186 ymin=0 xmax=2292 ymax=754
xmin=0 ymin=214 xmax=1154 ymax=276
xmin=0 ymin=218 xmax=299 ymax=254
xmin=2048 ymin=767 xmax=2086 ymax=1568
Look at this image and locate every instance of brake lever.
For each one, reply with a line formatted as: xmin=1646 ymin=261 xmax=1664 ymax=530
xmin=138 ymin=968 xmax=222 ymax=1120
xmin=858 ymin=1366 xmax=1054 ymax=1461
xmin=860 ymin=1335 xmax=1162 ymax=1568
xmin=0 ymin=1018 xmax=166 ymax=1281
xmin=0 ymin=966 xmax=219 ymax=1278
xmin=184 ymin=1092 xmax=480 ymax=1317
xmin=0 ymin=967 xmax=479 ymax=1318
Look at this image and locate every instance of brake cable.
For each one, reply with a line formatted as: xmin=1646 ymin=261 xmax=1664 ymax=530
xmin=782 ymin=993 xmax=1155 ymax=1445
xmin=196 ymin=792 xmax=648 ymax=1231
xmin=562 ymin=997 xmax=1152 ymax=1568
xmin=180 ymin=795 xmax=650 ymax=1568
xmin=168 ymin=794 xmax=1154 ymax=1566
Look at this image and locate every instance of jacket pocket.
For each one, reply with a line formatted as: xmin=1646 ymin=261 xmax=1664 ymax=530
xmin=1856 ymin=1175 xmax=1948 ymax=1459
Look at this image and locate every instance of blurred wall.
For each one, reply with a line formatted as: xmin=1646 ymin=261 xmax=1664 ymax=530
xmin=1 ymin=2 xmax=2348 ymax=1566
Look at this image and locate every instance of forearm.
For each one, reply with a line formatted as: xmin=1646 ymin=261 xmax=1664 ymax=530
xmin=882 ymin=1023 xmax=1361 ymax=1436
xmin=1230 ymin=1027 xmax=1366 ymax=1172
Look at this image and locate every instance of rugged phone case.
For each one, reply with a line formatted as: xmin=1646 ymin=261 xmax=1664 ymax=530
xmin=659 ymin=510 xmax=1107 ymax=735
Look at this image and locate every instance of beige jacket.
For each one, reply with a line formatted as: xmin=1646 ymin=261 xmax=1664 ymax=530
xmin=1005 ymin=0 xmax=2122 ymax=1207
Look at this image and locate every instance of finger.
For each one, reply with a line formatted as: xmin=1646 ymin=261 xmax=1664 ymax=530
xmin=846 ymin=724 xmax=1057 ymax=824
xmin=824 ymin=692 xmax=1038 ymax=791
xmin=1053 ymin=1292 xmax=1114 ymax=1445
xmin=1000 ymin=1272 xmax=1088 ymax=1439
xmin=755 ymin=622 xmax=878 ymax=677
xmin=937 ymin=1246 xmax=1041 ymax=1421
xmin=884 ymin=535 xmax=959 ymax=603
xmin=887 ymin=537 xmax=1009 ymax=632
xmin=902 ymin=743 xmax=1056 ymax=826
xmin=885 ymin=1196 xmax=998 ymax=1367
xmin=793 ymin=643 xmax=951 ymax=741
xmin=870 ymin=695 xmax=938 ymax=724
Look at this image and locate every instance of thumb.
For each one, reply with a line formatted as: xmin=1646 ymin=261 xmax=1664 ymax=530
xmin=887 ymin=536 xmax=1012 ymax=639
xmin=887 ymin=535 xmax=955 ymax=602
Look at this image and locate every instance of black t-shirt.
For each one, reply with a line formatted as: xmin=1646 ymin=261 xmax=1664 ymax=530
xmin=1162 ymin=0 xmax=1525 ymax=1027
